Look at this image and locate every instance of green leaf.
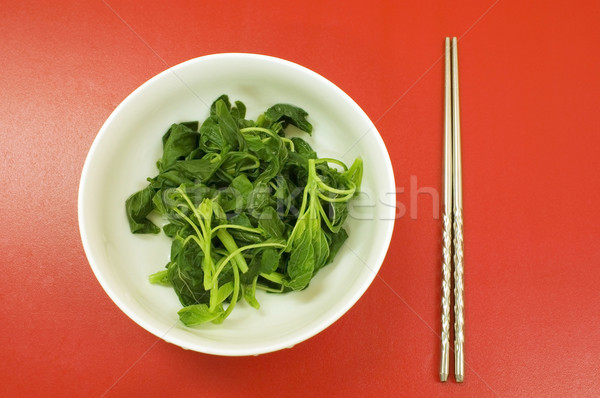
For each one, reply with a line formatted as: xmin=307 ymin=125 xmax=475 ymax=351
xmin=241 ymin=254 xmax=262 ymax=283
xmin=231 ymin=100 xmax=247 ymax=122
xmin=242 ymin=277 xmax=260 ymax=309
xmin=216 ymin=174 xmax=254 ymax=213
xmin=161 ymin=120 xmax=198 ymax=146
xmin=198 ymin=116 xmax=226 ymax=152
xmin=258 ymin=206 xmax=286 ymax=238
xmin=217 ymin=281 xmax=234 ymax=304
xmin=148 ymin=169 xmax=192 ymax=189
xmin=291 ymin=137 xmax=317 ymax=158
xmin=260 ymin=247 xmax=281 ymax=274
xmin=284 ymin=218 xmax=315 ymax=290
xmin=210 ymin=94 xmax=231 ymax=115
xmin=227 ymin=213 xmax=263 ymax=244
xmin=165 ymin=153 xmax=223 ymax=182
xmin=264 ymin=103 xmax=313 ymax=134
xmin=125 ymin=185 xmax=160 ymax=234
xmin=344 ymin=157 xmax=363 ymax=193
xmin=322 ymin=199 xmax=349 ymax=233
xmin=220 ymin=151 xmax=260 ymax=177
xmin=241 ymin=133 xmax=263 ymax=151
xmin=152 ymin=189 xmax=167 ymax=215
xmin=162 ymin=222 xmax=180 ymax=238
xmin=215 ymin=99 xmax=246 ymax=151
xmin=167 ymin=237 xmax=210 ymax=306
xmin=229 ymin=213 xmax=253 ymax=228
xmin=160 ymin=123 xmax=199 ymax=170
xmin=311 ymin=219 xmax=330 ymax=272
xmin=178 ymin=304 xmax=223 ymax=326
xmin=326 ymin=227 xmax=348 ymax=265
xmin=254 ymin=132 xmax=288 ymax=184
xmin=247 ymin=183 xmax=272 ymax=215
xmin=231 ymin=174 xmax=254 ymax=198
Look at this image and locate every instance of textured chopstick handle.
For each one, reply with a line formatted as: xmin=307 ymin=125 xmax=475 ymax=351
xmin=453 ymin=207 xmax=465 ymax=382
xmin=440 ymin=212 xmax=453 ymax=381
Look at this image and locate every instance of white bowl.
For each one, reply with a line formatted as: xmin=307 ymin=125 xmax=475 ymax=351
xmin=78 ymin=53 xmax=395 ymax=356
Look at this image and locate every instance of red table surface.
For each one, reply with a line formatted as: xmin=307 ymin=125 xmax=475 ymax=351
xmin=2 ymin=1 xmax=600 ymax=397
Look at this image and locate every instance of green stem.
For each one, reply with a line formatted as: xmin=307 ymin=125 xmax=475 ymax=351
xmin=208 ymin=257 xmax=228 ymax=312
xmin=240 ymin=127 xmax=293 ymax=152
xmin=315 ymin=157 xmax=349 ymax=170
xmin=317 ymin=191 xmax=355 ymax=203
xmin=211 ymin=224 xmax=263 ymax=235
xmin=172 ymin=207 xmax=204 ymax=247
xmin=216 ymin=228 xmax=249 ymax=273
xmin=285 ymin=184 xmax=311 ymax=249
xmin=316 ymin=200 xmax=343 ymax=233
xmin=175 ymin=187 xmax=208 ymax=238
xmin=285 ymin=159 xmax=316 ymax=249
xmin=238 ymin=158 xmax=260 ymax=172
xmin=203 ymin=228 xmax=214 ymax=291
xmin=212 ymin=242 xmax=286 ymax=285
xmin=256 ymin=283 xmax=285 ymax=293
xmin=281 ymin=137 xmax=295 ymax=152
xmin=260 ymin=271 xmax=284 ymax=285
xmin=315 ymin=178 xmax=355 ymax=195
xmin=220 ymin=262 xmax=240 ymax=320
xmin=240 ymin=127 xmax=276 ymax=136
xmin=182 ymin=234 xmax=205 ymax=255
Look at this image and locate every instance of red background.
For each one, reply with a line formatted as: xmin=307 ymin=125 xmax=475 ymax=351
xmin=2 ymin=1 xmax=600 ymax=397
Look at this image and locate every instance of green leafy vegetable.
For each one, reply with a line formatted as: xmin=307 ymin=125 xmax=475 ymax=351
xmin=159 ymin=123 xmax=199 ymax=171
xmin=125 ymin=95 xmax=362 ymax=326
xmin=125 ymin=185 xmax=160 ymax=234
xmin=264 ymin=103 xmax=313 ymax=134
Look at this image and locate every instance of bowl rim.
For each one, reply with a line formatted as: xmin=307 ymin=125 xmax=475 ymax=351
xmin=78 ymin=52 xmax=396 ymax=355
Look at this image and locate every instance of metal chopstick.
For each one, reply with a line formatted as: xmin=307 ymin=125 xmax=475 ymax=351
xmin=440 ymin=36 xmax=464 ymax=383
xmin=451 ymin=36 xmax=465 ymax=383
xmin=439 ymin=37 xmax=453 ymax=383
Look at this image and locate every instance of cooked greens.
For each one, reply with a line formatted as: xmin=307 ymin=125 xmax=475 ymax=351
xmin=125 ymin=95 xmax=363 ymax=326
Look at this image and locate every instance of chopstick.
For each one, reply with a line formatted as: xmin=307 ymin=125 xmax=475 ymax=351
xmin=440 ymin=37 xmax=464 ymax=383
xmin=439 ymin=37 xmax=453 ymax=382
xmin=451 ymin=36 xmax=465 ymax=384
